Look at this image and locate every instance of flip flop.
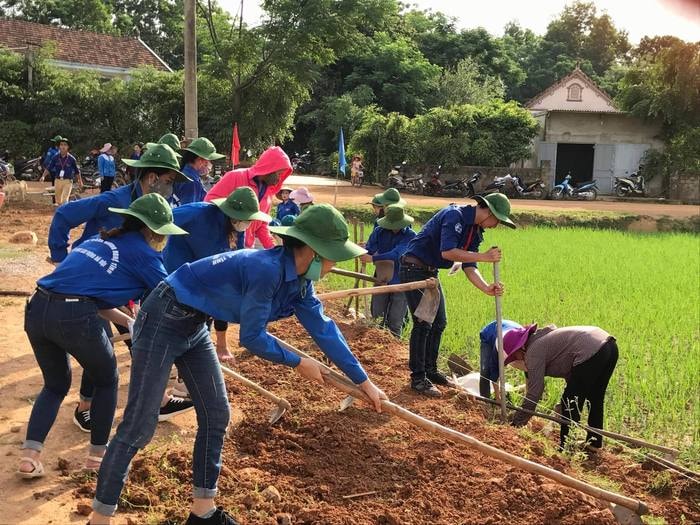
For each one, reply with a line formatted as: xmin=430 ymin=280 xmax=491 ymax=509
xmin=16 ymin=456 xmax=45 ymax=479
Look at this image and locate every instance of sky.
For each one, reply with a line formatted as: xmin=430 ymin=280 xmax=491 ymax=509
xmin=218 ymin=0 xmax=699 ymax=43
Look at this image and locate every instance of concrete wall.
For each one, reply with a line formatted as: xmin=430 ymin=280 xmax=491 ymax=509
xmin=543 ymin=112 xmax=664 ymax=147
xmin=668 ymin=172 xmax=700 ymax=203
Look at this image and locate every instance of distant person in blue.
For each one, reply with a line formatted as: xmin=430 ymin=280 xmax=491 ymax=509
xmin=163 ymin=186 xmax=272 ymax=362
xmin=478 ymin=319 xmax=523 ymax=397
xmin=41 ymin=135 xmax=61 ymax=171
xmin=98 ymin=143 xmax=117 ymax=193
xmin=361 ymin=205 xmax=416 ymax=337
xmin=399 ymin=193 xmax=515 ymax=397
xmin=16 ymin=193 xmax=187 ymax=481
xmin=176 ymin=137 xmax=225 ymax=204
xmin=41 ymin=137 xmax=81 ymax=206
xmin=90 ymin=204 xmax=387 ymax=525
xmin=47 ymin=143 xmax=191 ymax=264
xmin=275 ymin=186 xmax=300 ymax=222
xmin=126 ymin=142 xmax=143 ymax=182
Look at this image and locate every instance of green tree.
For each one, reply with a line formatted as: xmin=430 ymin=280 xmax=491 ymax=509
xmin=437 ymin=57 xmax=505 ymax=107
xmin=1 ymin=0 xmax=114 ymax=32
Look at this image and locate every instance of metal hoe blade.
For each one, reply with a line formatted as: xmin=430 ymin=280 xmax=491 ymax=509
xmin=268 ymin=405 xmax=287 ymax=424
xmin=339 ymin=395 xmax=355 ymax=411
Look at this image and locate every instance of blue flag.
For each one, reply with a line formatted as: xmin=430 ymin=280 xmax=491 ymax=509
xmin=338 ymin=127 xmax=347 ymax=175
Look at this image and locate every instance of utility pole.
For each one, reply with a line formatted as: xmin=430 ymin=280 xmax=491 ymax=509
xmin=184 ymin=0 xmax=198 ymax=140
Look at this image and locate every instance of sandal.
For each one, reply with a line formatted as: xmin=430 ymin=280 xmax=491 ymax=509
xmin=16 ymin=456 xmax=45 ymax=479
xmin=83 ymin=455 xmax=103 ymax=472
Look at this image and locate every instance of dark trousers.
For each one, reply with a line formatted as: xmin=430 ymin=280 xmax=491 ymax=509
xmin=80 ymin=321 xmax=131 ymax=402
xmin=560 ymin=338 xmax=618 ymax=448
xmin=23 ymin=291 xmax=118 ymax=452
xmin=100 ymin=176 xmax=114 ymax=193
xmin=399 ymin=264 xmax=447 ymax=382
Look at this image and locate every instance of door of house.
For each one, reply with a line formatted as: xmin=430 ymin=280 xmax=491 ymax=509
xmin=593 ymin=144 xmax=615 ymax=194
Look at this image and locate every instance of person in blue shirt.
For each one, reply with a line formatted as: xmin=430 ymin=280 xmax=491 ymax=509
xmin=478 ymin=319 xmax=523 ymax=398
xmin=47 ymin=144 xmax=191 ymax=265
xmin=16 ymin=193 xmax=187 ymax=481
xmin=275 ymin=186 xmax=300 ymax=222
xmin=98 ymin=143 xmax=117 ymax=193
xmin=163 ymin=186 xmax=272 ymax=362
xmin=41 ymin=137 xmax=82 ymax=206
xmin=361 ymin=204 xmax=416 ymax=337
xmin=41 ymin=135 xmax=61 ymax=170
xmin=126 ymin=142 xmax=143 ymax=182
xmin=90 ymin=204 xmax=387 ymax=525
xmin=400 ymin=193 xmax=516 ymax=397
xmin=176 ymin=137 xmax=225 ymax=204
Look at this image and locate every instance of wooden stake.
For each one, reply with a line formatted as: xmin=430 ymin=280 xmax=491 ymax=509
xmin=270 ymin=335 xmax=649 ymax=516
xmin=330 ymin=267 xmax=383 ymax=284
xmin=342 ymin=491 xmax=378 ymax=500
xmin=317 ymin=279 xmax=437 ymax=301
xmin=493 ymin=252 xmax=507 ymax=423
xmin=0 ymin=290 xmax=31 ymax=297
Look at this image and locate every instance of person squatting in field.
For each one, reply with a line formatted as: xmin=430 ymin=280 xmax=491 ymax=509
xmin=399 ymin=193 xmax=515 ymax=397
xmin=17 ymin=193 xmax=187 ymax=479
xmin=89 ymin=204 xmax=387 ymax=525
xmin=503 ymin=324 xmax=619 ymax=450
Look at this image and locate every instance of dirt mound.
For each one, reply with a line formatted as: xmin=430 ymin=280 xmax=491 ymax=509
xmin=71 ymin=314 xmax=699 ymax=524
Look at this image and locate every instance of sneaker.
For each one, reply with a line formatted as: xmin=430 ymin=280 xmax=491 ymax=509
xmin=158 ymin=396 xmax=195 ymax=421
xmin=411 ymin=378 xmax=442 ymax=397
xmin=427 ymin=371 xmax=450 ymax=386
xmin=171 ymin=378 xmax=190 ymax=398
xmin=73 ymin=405 xmax=91 ymax=433
xmin=185 ymin=507 xmax=240 ymax=525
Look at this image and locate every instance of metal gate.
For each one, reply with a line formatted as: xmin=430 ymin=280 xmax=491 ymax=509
xmin=593 ymin=144 xmax=615 ymax=194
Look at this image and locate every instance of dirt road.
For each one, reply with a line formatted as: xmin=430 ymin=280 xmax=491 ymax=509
xmin=285 ymin=175 xmax=699 ymax=218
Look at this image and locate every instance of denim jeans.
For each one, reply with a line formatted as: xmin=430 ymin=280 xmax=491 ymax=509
xmin=93 ymin=282 xmax=230 ymax=516
xmin=479 ymin=341 xmax=496 ymax=398
xmin=23 ymin=289 xmax=118 ymax=455
xmin=80 ymin=320 xmax=131 ymax=403
xmin=370 ymin=292 xmax=408 ymax=337
xmin=399 ymin=265 xmax=447 ymax=382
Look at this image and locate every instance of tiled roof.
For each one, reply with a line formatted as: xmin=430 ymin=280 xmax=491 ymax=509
xmin=526 ymin=67 xmax=621 ymax=113
xmin=0 ymin=18 xmax=171 ymax=71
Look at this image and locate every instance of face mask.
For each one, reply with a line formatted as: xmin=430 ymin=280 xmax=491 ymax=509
xmin=147 ymin=233 xmax=167 ymax=252
xmin=232 ymin=220 xmax=251 ymax=232
xmin=198 ymin=160 xmax=213 ymax=176
xmin=303 ymin=255 xmax=323 ymax=281
xmin=151 ymin=177 xmax=173 ymax=200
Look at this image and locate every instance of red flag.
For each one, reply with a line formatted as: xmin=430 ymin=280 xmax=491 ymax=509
xmin=231 ymin=123 xmax=240 ymax=167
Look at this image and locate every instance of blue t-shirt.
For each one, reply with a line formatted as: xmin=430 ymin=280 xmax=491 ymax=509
xmin=479 ymin=320 xmax=523 ymax=382
xmin=48 ymin=183 xmax=143 ymax=262
xmin=43 ymin=146 xmax=59 ymax=168
xmin=276 ymin=200 xmax=300 ymax=220
xmin=163 ymin=202 xmax=232 ymax=273
xmin=46 ymin=153 xmax=80 ymax=181
xmin=365 ymin=226 xmax=416 ymax=284
xmin=174 ymin=164 xmax=207 ymax=205
xmin=405 ymin=204 xmax=484 ymax=269
xmin=98 ymin=153 xmax=116 ymax=179
xmin=38 ymin=231 xmax=167 ymax=309
xmin=166 ymin=247 xmax=368 ymax=384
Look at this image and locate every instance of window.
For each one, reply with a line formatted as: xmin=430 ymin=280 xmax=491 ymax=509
xmin=567 ymin=83 xmax=582 ymax=101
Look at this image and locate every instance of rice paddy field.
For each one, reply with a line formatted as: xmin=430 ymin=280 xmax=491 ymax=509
xmin=326 ymin=225 xmax=700 ymax=463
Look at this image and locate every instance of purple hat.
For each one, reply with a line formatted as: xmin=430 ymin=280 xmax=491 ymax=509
xmin=503 ymin=323 xmax=538 ymax=365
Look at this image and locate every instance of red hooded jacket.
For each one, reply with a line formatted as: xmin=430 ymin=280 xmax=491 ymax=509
xmin=205 ymin=146 xmax=292 ymax=249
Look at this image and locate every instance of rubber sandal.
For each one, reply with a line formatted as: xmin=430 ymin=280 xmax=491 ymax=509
xmin=83 ymin=455 xmax=103 ymax=472
xmin=16 ymin=456 xmax=45 ymax=479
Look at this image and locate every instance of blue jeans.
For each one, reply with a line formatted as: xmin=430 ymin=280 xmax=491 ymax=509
xmin=93 ymin=283 xmax=230 ymax=516
xmin=400 ymin=264 xmax=447 ymax=382
xmin=370 ymin=292 xmax=408 ymax=338
xmin=479 ymin=341 xmax=497 ymax=398
xmin=23 ymin=289 xmax=118 ymax=455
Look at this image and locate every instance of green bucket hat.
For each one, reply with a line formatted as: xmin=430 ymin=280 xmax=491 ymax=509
xmin=371 ymin=187 xmax=406 ymax=207
xmin=51 ymin=135 xmax=64 ymax=143
xmin=108 ymin=193 xmax=188 ymax=235
xmin=182 ymin=137 xmax=225 ymax=161
xmin=474 ymin=193 xmax=516 ymax=229
xmin=123 ymin=144 xmax=191 ymax=182
xmin=378 ymin=204 xmax=414 ymax=230
xmin=270 ymin=204 xmax=366 ymax=262
xmin=213 ymin=187 xmax=272 ymax=222
xmin=145 ymin=133 xmax=182 ymax=158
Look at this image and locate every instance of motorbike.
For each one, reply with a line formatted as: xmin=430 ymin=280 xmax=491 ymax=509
xmin=482 ymin=175 xmax=507 ymax=195
xmin=13 ymin=157 xmax=43 ymax=181
xmin=463 ymin=171 xmax=481 ymax=198
xmin=550 ymin=173 xmax=598 ymax=200
xmin=387 ymin=161 xmax=424 ymax=194
xmin=291 ymin=150 xmax=312 ymax=173
xmin=423 ymin=166 xmax=472 ymax=197
xmin=614 ymin=170 xmax=646 ymax=197
xmin=494 ymin=174 xmax=547 ymax=199
xmin=0 ymin=151 xmax=15 ymax=184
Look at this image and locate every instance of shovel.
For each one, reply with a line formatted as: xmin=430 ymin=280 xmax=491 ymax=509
xmin=272 ymin=335 xmax=649 ymax=520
